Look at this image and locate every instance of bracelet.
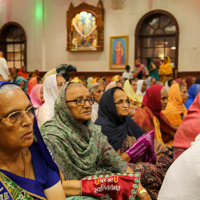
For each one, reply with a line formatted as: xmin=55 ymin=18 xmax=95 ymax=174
xmin=137 ymin=188 xmax=147 ymax=196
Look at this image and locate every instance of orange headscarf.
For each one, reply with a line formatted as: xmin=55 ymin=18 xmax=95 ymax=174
xmin=159 ymin=56 xmax=173 ymax=75
xmin=91 ymin=78 xmax=98 ymax=84
xmin=27 ymin=77 xmax=39 ymax=95
xmin=162 ymin=83 xmax=187 ymax=117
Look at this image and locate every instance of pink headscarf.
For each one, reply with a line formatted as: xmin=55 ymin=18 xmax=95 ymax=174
xmin=29 ymin=84 xmax=44 ymax=107
xmin=173 ymin=93 xmax=200 ymax=149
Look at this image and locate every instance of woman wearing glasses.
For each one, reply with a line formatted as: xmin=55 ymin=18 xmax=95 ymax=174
xmin=95 ymin=87 xmax=173 ymax=200
xmin=0 ymin=81 xmax=65 ymax=199
xmin=40 ymin=83 xmax=151 ymax=200
xmin=38 ymin=74 xmax=66 ymax=127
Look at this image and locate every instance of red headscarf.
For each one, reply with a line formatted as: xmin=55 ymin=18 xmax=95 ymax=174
xmin=142 ymin=85 xmax=164 ymax=117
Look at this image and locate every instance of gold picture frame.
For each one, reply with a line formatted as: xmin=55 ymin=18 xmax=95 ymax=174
xmin=67 ymin=1 xmax=104 ymax=52
xmin=109 ymin=35 xmax=129 ymax=69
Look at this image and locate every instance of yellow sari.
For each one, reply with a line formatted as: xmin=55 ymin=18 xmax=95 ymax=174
xmin=123 ymin=79 xmax=143 ymax=106
xmin=159 ymin=56 xmax=173 ymax=82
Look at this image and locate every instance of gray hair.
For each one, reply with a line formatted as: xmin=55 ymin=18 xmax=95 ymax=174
xmin=0 ymin=84 xmax=21 ymax=95
xmin=89 ymin=83 xmax=103 ymax=95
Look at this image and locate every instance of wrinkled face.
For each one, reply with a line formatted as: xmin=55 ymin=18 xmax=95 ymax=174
xmin=141 ymin=81 xmax=147 ymax=93
xmin=19 ymin=80 xmax=26 ymax=90
xmin=113 ymin=89 xmax=129 ymax=118
xmin=0 ymin=89 xmax=34 ymax=151
xmin=180 ymin=86 xmax=189 ymax=103
xmin=56 ymin=76 xmax=66 ymax=91
xmin=160 ymin=88 xmax=168 ymax=110
xmin=150 ymin=78 xmax=156 ymax=86
xmin=130 ymin=80 xmax=137 ymax=93
xmin=92 ymin=85 xmax=104 ymax=104
xmin=66 ymin=85 xmax=92 ymax=123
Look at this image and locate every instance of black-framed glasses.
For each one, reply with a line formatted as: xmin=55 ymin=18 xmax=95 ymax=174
xmin=0 ymin=106 xmax=39 ymax=124
xmin=114 ymin=98 xmax=130 ymax=106
xmin=66 ymin=97 xmax=95 ymax=106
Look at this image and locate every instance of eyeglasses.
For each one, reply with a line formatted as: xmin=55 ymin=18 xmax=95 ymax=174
xmin=57 ymin=82 xmax=66 ymax=87
xmin=0 ymin=106 xmax=38 ymax=124
xmin=114 ymin=98 xmax=130 ymax=106
xmin=66 ymin=97 xmax=95 ymax=106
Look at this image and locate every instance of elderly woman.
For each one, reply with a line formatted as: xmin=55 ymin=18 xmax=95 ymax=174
xmin=0 ymin=81 xmax=65 ymax=199
xmin=136 ymin=80 xmax=147 ymax=96
xmin=89 ymin=83 xmax=104 ymax=122
xmin=133 ymin=85 xmax=177 ymax=146
xmin=162 ymin=83 xmax=188 ymax=127
xmin=172 ymin=93 xmax=200 ymax=160
xmin=95 ymin=87 xmax=173 ymax=199
xmin=40 ymin=83 xmax=151 ymax=200
xmin=146 ymin=77 xmax=156 ymax=89
xmin=37 ymin=74 xmax=66 ymax=127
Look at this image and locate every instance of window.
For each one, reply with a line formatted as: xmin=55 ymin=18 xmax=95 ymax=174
xmin=0 ymin=22 xmax=27 ymax=69
xmin=135 ymin=10 xmax=179 ymax=70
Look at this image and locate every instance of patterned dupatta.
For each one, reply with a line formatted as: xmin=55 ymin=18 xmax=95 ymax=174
xmin=0 ymin=171 xmax=46 ymax=200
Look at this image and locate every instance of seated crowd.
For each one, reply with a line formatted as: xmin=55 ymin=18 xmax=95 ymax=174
xmin=1 ymin=59 xmax=200 ymax=200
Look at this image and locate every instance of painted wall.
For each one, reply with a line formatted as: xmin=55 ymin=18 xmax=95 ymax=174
xmin=0 ymin=0 xmax=200 ymax=72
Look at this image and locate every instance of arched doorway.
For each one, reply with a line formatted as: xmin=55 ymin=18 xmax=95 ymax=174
xmin=0 ymin=22 xmax=27 ymax=69
xmin=135 ymin=10 xmax=179 ymax=71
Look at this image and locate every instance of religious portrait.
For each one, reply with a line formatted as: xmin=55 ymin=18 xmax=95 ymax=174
xmin=110 ymin=35 xmax=129 ymax=69
xmin=67 ymin=1 xmax=104 ymax=52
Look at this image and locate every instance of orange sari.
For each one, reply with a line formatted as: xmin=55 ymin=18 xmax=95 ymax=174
xmin=162 ymin=83 xmax=187 ymax=127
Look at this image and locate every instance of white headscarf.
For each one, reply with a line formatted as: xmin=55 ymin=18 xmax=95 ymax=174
xmin=38 ymin=74 xmax=59 ymax=127
xmin=136 ymin=80 xmax=146 ymax=96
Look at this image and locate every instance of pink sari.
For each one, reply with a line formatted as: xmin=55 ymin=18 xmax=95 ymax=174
xmin=29 ymin=84 xmax=44 ymax=107
xmin=173 ymin=93 xmax=200 ymax=159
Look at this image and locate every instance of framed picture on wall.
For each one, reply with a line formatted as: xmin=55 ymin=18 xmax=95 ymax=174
xmin=109 ymin=35 xmax=129 ymax=69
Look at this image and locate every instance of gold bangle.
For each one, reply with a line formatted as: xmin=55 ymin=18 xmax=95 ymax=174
xmin=137 ymin=188 xmax=147 ymax=196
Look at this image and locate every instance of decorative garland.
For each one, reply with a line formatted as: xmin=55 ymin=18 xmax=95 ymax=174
xmin=73 ymin=22 xmax=97 ymax=38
